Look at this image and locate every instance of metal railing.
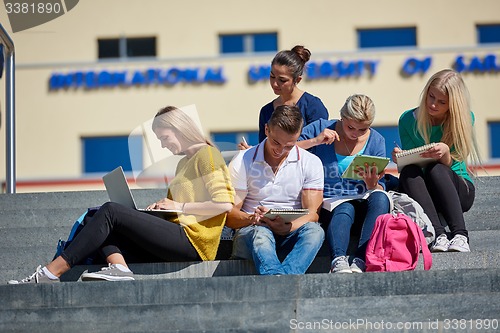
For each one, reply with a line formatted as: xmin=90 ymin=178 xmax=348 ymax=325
xmin=0 ymin=24 xmax=15 ymax=193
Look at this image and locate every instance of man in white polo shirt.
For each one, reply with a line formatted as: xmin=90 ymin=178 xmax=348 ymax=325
xmin=226 ymin=105 xmax=325 ymax=275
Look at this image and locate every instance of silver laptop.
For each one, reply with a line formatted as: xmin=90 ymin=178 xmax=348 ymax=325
xmin=102 ymin=166 xmax=181 ymax=217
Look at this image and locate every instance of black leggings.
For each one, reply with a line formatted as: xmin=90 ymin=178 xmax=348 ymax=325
xmin=398 ymin=163 xmax=475 ymax=238
xmin=61 ymin=202 xmax=201 ymax=267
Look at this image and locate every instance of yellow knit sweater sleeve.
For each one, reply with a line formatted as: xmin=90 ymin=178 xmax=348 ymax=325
xmin=167 ymin=146 xmax=235 ymax=260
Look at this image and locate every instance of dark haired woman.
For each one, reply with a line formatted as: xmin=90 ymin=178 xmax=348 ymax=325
xmin=238 ymin=45 xmax=329 ymax=149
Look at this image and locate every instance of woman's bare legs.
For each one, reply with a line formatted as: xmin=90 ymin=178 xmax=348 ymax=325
xmin=46 ymin=253 xmax=129 ymax=278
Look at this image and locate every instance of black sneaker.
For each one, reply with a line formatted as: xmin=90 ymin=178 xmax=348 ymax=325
xmin=81 ymin=264 xmax=135 ymax=281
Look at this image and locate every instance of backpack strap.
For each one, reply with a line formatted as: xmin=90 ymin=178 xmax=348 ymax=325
xmin=403 ymin=213 xmax=432 ymax=270
xmin=365 ymin=213 xmax=391 ymax=272
xmin=418 ymin=227 xmax=433 ymax=270
xmin=67 ymin=211 xmax=88 ymax=241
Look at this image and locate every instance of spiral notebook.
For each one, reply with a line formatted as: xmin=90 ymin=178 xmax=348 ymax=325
xmin=264 ymin=208 xmax=309 ymax=223
xmin=395 ymin=143 xmax=438 ymax=172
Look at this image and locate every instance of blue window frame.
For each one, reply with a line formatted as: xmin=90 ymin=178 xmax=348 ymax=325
xmin=358 ymin=27 xmax=417 ymax=48
xmin=220 ymin=33 xmax=277 ymax=54
xmin=213 ymin=127 xmax=399 ymax=160
xmin=489 ymin=122 xmax=500 ymax=158
xmin=82 ymin=135 xmax=143 ymax=173
xmin=477 ymin=24 xmax=500 ymax=44
xmin=212 ymin=132 xmax=238 ymax=150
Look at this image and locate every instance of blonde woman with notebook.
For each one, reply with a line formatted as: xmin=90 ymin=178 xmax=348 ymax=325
xmin=392 ymin=69 xmax=481 ymax=253
xmin=298 ymin=94 xmax=391 ymax=274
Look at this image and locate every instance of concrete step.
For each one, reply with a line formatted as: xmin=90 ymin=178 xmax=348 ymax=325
xmin=4 ymin=243 xmax=499 ymax=284
xmin=1 ymin=177 xmax=499 ymax=332
xmin=1 ymin=203 xmax=495 ymax=231
xmin=0 ymin=189 xmax=167 ymax=208
xmin=1 ymin=227 xmax=499 ymax=283
xmin=1 ymin=175 xmax=497 ymax=210
xmin=1 ymin=269 xmax=499 ymax=332
xmin=85 ymin=248 xmax=500 ymax=278
xmin=0 ymin=230 xmax=500 ymax=282
xmin=474 ymin=175 xmax=500 ymax=192
xmin=0 ymin=175 xmax=498 ymax=214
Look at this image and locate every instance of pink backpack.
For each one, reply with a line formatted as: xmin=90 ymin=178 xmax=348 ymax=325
xmin=365 ymin=213 xmax=432 ymax=272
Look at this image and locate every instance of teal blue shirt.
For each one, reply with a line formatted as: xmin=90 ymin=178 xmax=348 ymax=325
xmin=398 ymin=108 xmax=474 ymax=184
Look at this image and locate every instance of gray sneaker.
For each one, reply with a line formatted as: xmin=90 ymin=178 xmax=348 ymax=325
xmin=330 ymin=256 xmax=352 ymax=273
xmin=350 ymin=257 xmax=366 ymax=273
xmin=431 ymin=233 xmax=450 ymax=252
xmin=81 ymin=264 xmax=135 ymax=281
xmin=7 ymin=265 xmax=60 ymax=284
xmin=448 ymin=235 xmax=470 ymax=252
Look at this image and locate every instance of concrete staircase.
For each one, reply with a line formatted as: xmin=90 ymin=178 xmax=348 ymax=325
xmin=1 ymin=177 xmax=499 ymax=332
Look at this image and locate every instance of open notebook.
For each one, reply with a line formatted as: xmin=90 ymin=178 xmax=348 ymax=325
xmin=102 ymin=166 xmax=181 ymax=218
xmin=395 ymin=143 xmax=438 ymax=172
xmin=341 ymin=155 xmax=390 ymax=180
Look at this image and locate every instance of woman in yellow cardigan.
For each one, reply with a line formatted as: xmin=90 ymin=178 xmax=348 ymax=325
xmin=9 ymin=106 xmax=235 ymax=284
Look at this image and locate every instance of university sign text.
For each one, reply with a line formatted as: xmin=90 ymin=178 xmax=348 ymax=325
xmin=48 ymin=53 xmax=500 ymax=90
xmin=49 ymin=66 xmax=226 ymax=90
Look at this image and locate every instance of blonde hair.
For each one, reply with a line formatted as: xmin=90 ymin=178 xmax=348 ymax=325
xmin=152 ymin=106 xmax=214 ymax=147
xmin=416 ymin=69 xmax=481 ymax=168
xmin=339 ymin=94 xmax=376 ymax=125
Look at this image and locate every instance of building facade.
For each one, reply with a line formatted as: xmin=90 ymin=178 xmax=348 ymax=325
xmin=0 ymin=0 xmax=499 ymax=192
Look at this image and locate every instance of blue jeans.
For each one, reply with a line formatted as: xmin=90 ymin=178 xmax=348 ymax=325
xmin=231 ymin=226 xmax=254 ymax=260
xmin=232 ymin=222 xmax=324 ymax=275
xmin=323 ymin=191 xmax=390 ymax=260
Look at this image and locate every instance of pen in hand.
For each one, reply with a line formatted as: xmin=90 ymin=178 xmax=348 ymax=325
xmin=392 ymin=141 xmax=401 ymax=163
xmin=242 ymin=136 xmax=248 ymax=146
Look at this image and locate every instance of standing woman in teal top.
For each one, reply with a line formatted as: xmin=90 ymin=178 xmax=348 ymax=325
xmin=392 ymin=69 xmax=481 ymax=253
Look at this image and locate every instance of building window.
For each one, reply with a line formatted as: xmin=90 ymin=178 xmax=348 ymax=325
xmin=98 ymin=37 xmax=156 ymax=59
xmin=213 ymin=127 xmax=400 ymax=164
xmin=371 ymin=125 xmax=400 ymax=159
xmin=477 ymin=24 xmax=500 ymax=44
xmin=489 ymin=122 xmax=500 ymax=158
xmin=211 ymin=131 xmax=259 ymax=150
xmin=82 ymin=135 xmax=143 ymax=173
xmin=219 ymin=33 xmax=277 ymax=54
xmin=358 ymin=27 xmax=417 ymax=48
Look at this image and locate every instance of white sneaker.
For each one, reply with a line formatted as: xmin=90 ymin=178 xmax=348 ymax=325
xmin=330 ymin=256 xmax=352 ymax=273
xmin=448 ymin=235 xmax=470 ymax=252
xmin=431 ymin=234 xmax=450 ymax=252
xmin=7 ymin=265 xmax=60 ymax=284
xmin=350 ymin=257 xmax=366 ymax=273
